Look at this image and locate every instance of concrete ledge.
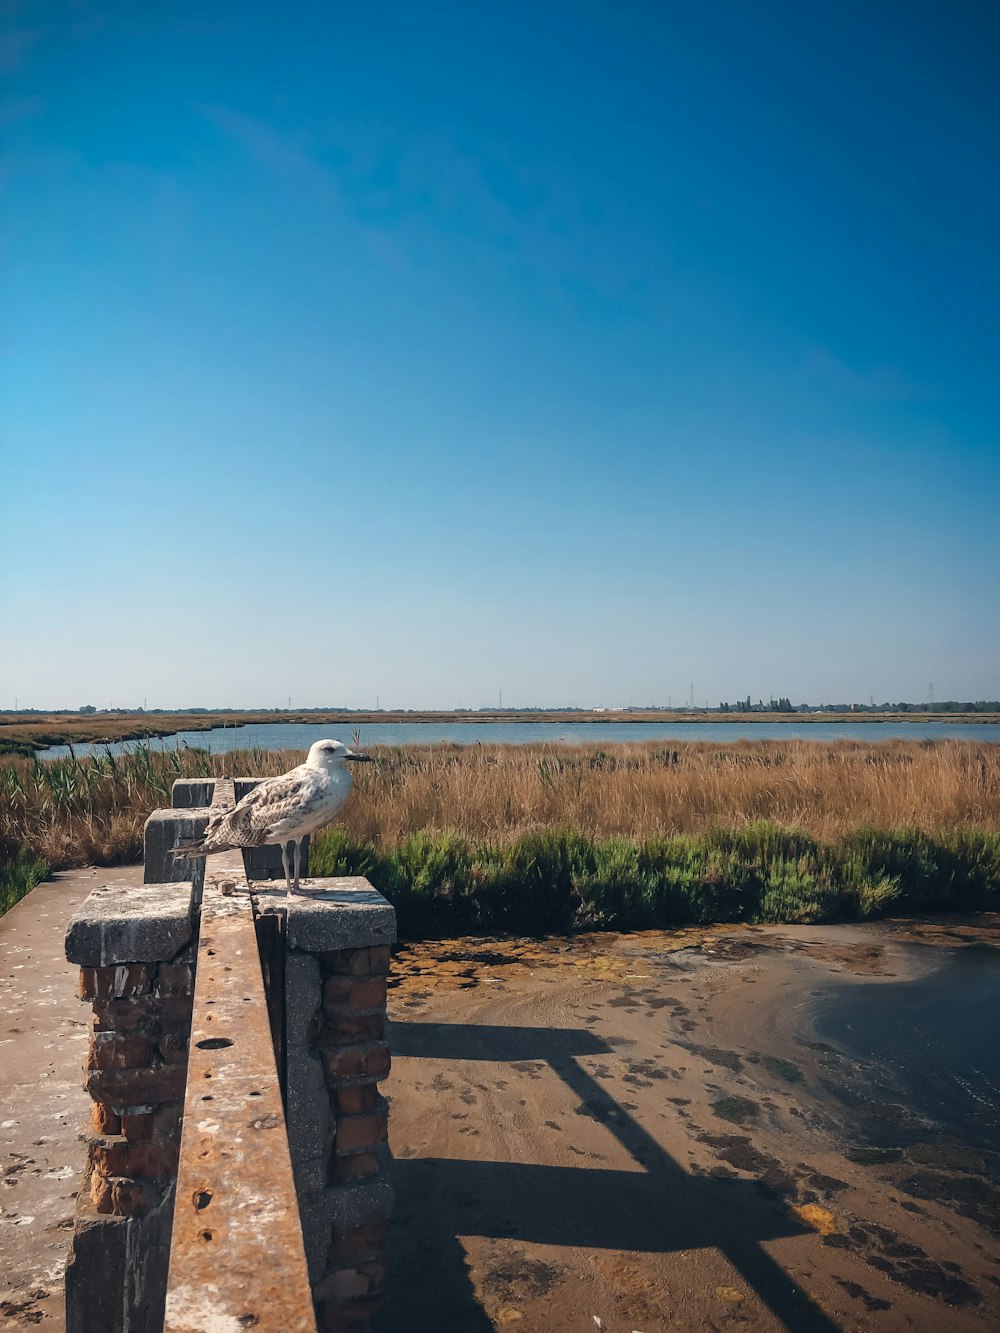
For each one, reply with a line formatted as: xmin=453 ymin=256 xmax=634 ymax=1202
xmin=255 ymin=879 xmax=396 ymax=951
xmin=171 ymin=778 xmax=215 ymax=809
xmin=143 ymin=809 xmax=209 ymax=886
xmin=66 ymin=881 xmax=195 ymax=966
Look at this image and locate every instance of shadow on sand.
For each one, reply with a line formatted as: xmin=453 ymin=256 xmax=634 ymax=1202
xmin=384 ymin=1019 xmax=837 ymax=1331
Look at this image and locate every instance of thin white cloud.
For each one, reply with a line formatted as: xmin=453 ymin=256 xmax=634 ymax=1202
xmin=193 ymin=102 xmax=335 ymax=194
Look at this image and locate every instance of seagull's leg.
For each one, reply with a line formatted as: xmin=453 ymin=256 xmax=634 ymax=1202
xmin=293 ymin=839 xmax=302 ymax=893
xmin=281 ymin=842 xmax=292 ymax=894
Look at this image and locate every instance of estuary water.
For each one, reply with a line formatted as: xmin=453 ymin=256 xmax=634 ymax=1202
xmin=40 ymin=718 xmax=1000 ymax=759
xmin=815 ymin=941 xmax=1000 ymax=1154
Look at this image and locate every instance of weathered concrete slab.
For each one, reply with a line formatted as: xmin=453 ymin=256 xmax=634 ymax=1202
xmin=170 ymin=778 xmax=215 ymax=809
xmin=261 ymin=879 xmax=396 ymax=953
xmin=65 ymin=881 xmax=195 ymax=967
xmin=143 ymin=809 xmax=208 ymax=887
xmin=65 ymin=1185 xmax=176 ymax=1333
xmin=284 ymin=952 xmax=333 ymax=1280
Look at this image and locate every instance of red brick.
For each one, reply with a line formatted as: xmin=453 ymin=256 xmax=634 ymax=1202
xmin=153 ymin=1103 xmax=184 ymax=1142
xmin=333 ymin=1085 xmax=380 ymax=1116
xmin=335 ymin=1110 xmax=388 ymax=1154
xmin=86 ymin=1065 xmax=187 ymax=1109
xmin=120 ymin=1112 xmax=155 ymax=1140
xmin=327 ymin=1221 xmax=389 ymax=1264
xmin=119 ymin=1104 xmax=183 ymax=1143
xmin=79 ymin=964 xmax=153 ymax=1001
xmin=157 ymin=1032 xmax=188 ymax=1064
xmin=323 ymin=976 xmax=355 ymax=1006
xmin=90 ymin=1137 xmax=179 ymax=1180
xmin=321 ymin=946 xmax=391 ymax=978
xmin=348 ymin=977 xmax=388 ymax=1011
xmin=91 ymin=995 xmax=193 ymax=1034
xmin=366 ymin=946 xmax=391 ymax=976
xmin=89 ymin=1173 xmax=152 ymax=1217
xmin=331 ymin=1152 xmax=380 ymax=1183
xmin=111 ymin=1178 xmax=150 ymax=1216
xmin=322 ymin=1043 xmax=390 ymax=1085
xmin=322 ymin=1012 xmax=384 ymax=1046
xmin=90 ymin=1172 xmax=114 ymax=1214
xmin=85 ymin=1033 xmax=152 ymax=1071
xmin=91 ymin=1103 xmax=121 ymax=1135
xmin=324 ymin=977 xmax=387 ymax=1013
xmin=156 ymin=960 xmax=194 ymax=995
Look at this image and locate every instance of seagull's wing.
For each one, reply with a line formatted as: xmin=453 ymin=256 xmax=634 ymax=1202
xmin=215 ymin=769 xmax=316 ymax=848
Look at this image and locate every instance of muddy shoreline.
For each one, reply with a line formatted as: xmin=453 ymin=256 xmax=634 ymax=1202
xmin=383 ymin=916 xmax=1000 ymax=1330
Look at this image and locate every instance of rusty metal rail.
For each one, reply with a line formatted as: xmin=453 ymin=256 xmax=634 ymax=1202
xmin=164 ymin=780 xmax=316 ymax=1332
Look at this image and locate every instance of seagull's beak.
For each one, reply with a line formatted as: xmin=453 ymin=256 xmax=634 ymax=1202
xmin=344 ymin=750 xmax=373 ymax=763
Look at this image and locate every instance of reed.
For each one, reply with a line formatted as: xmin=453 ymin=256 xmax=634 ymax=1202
xmin=339 ymin=739 xmax=1000 ymax=845
xmin=1 ymin=739 xmax=997 ymax=873
xmin=2 ymin=739 xmax=998 ymax=927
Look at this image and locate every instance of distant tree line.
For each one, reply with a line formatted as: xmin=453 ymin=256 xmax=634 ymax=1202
xmin=721 ymin=698 xmax=795 ymax=713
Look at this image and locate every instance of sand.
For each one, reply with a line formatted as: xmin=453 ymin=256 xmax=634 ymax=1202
xmin=382 ymin=919 xmax=1000 ymax=1331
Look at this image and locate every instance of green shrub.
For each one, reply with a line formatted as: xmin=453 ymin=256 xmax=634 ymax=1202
xmin=0 ymin=848 xmax=49 ymax=916
xmin=308 ymin=823 xmax=1000 ymax=941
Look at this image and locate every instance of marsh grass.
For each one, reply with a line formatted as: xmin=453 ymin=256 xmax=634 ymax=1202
xmin=2 ymin=739 xmax=999 ymax=929
xmin=309 ymin=822 xmax=1000 ymax=938
xmin=0 ymin=848 xmax=49 ymax=915
xmin=2 ymin=738 xmax=998 ymax=867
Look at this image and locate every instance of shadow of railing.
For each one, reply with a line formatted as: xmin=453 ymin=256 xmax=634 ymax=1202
xmin=386 ymin=1020 xmax=838 ymax=1332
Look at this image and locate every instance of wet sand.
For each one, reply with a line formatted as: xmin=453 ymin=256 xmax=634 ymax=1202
xmin=382 ymin=918 xmax=1000 ymax=1331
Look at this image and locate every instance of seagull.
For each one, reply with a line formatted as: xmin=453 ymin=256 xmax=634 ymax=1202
xmin=171 ymin=739 xmax=371 ymax=893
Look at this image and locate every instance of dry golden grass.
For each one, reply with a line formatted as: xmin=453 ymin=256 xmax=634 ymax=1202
xmin=2 ymin=739 xmax=998 ymax=871
xmin=341 ymin=740 xmax=1000 ymax=845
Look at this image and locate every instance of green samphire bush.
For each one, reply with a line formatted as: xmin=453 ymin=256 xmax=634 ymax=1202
xmin=0 ymin=847 xmax=49 ymax=916
xmin=310 ymin=821 xmax=1000 ymax=940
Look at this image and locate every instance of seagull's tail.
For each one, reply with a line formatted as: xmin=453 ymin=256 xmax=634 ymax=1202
xmin=170 ymin=837 xmax=224 ymax=860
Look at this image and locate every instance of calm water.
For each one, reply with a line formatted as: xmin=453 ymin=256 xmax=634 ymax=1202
xmin=815 ymin=944 xmax=1000 ymax=1154
xmin=39 ymin=719 xmax=1000 ymax=759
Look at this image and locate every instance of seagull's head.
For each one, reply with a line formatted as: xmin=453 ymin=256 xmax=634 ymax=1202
xmin=306 ymin=738 xmax=372 ymax=771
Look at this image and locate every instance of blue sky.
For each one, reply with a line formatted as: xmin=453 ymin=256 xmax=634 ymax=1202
xmin=2 ymin=1 xmax=998 ymax=709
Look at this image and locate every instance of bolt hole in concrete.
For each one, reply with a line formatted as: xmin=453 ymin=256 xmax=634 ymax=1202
xmin=248 ymin=1091 xmax=262 ymax=1098
xmin=201 ymin=1095 xmax=214 ymax=1102
xmin=196 ymin=1036 xmax=234 ymax=1050
xmin=200 ymin=1230 xmax=212 ymax=1243
xmin=194 ymin=1190 xmax=212 ymax=1210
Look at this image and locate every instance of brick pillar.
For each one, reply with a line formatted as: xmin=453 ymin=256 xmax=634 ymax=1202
xmin=64 ymin=881 xmax=196 ymax=1333
xmin=263 ymin=883 xmax=396 ymax=1332
xmin=316 ymin=943 xmax=392 ymax=1329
